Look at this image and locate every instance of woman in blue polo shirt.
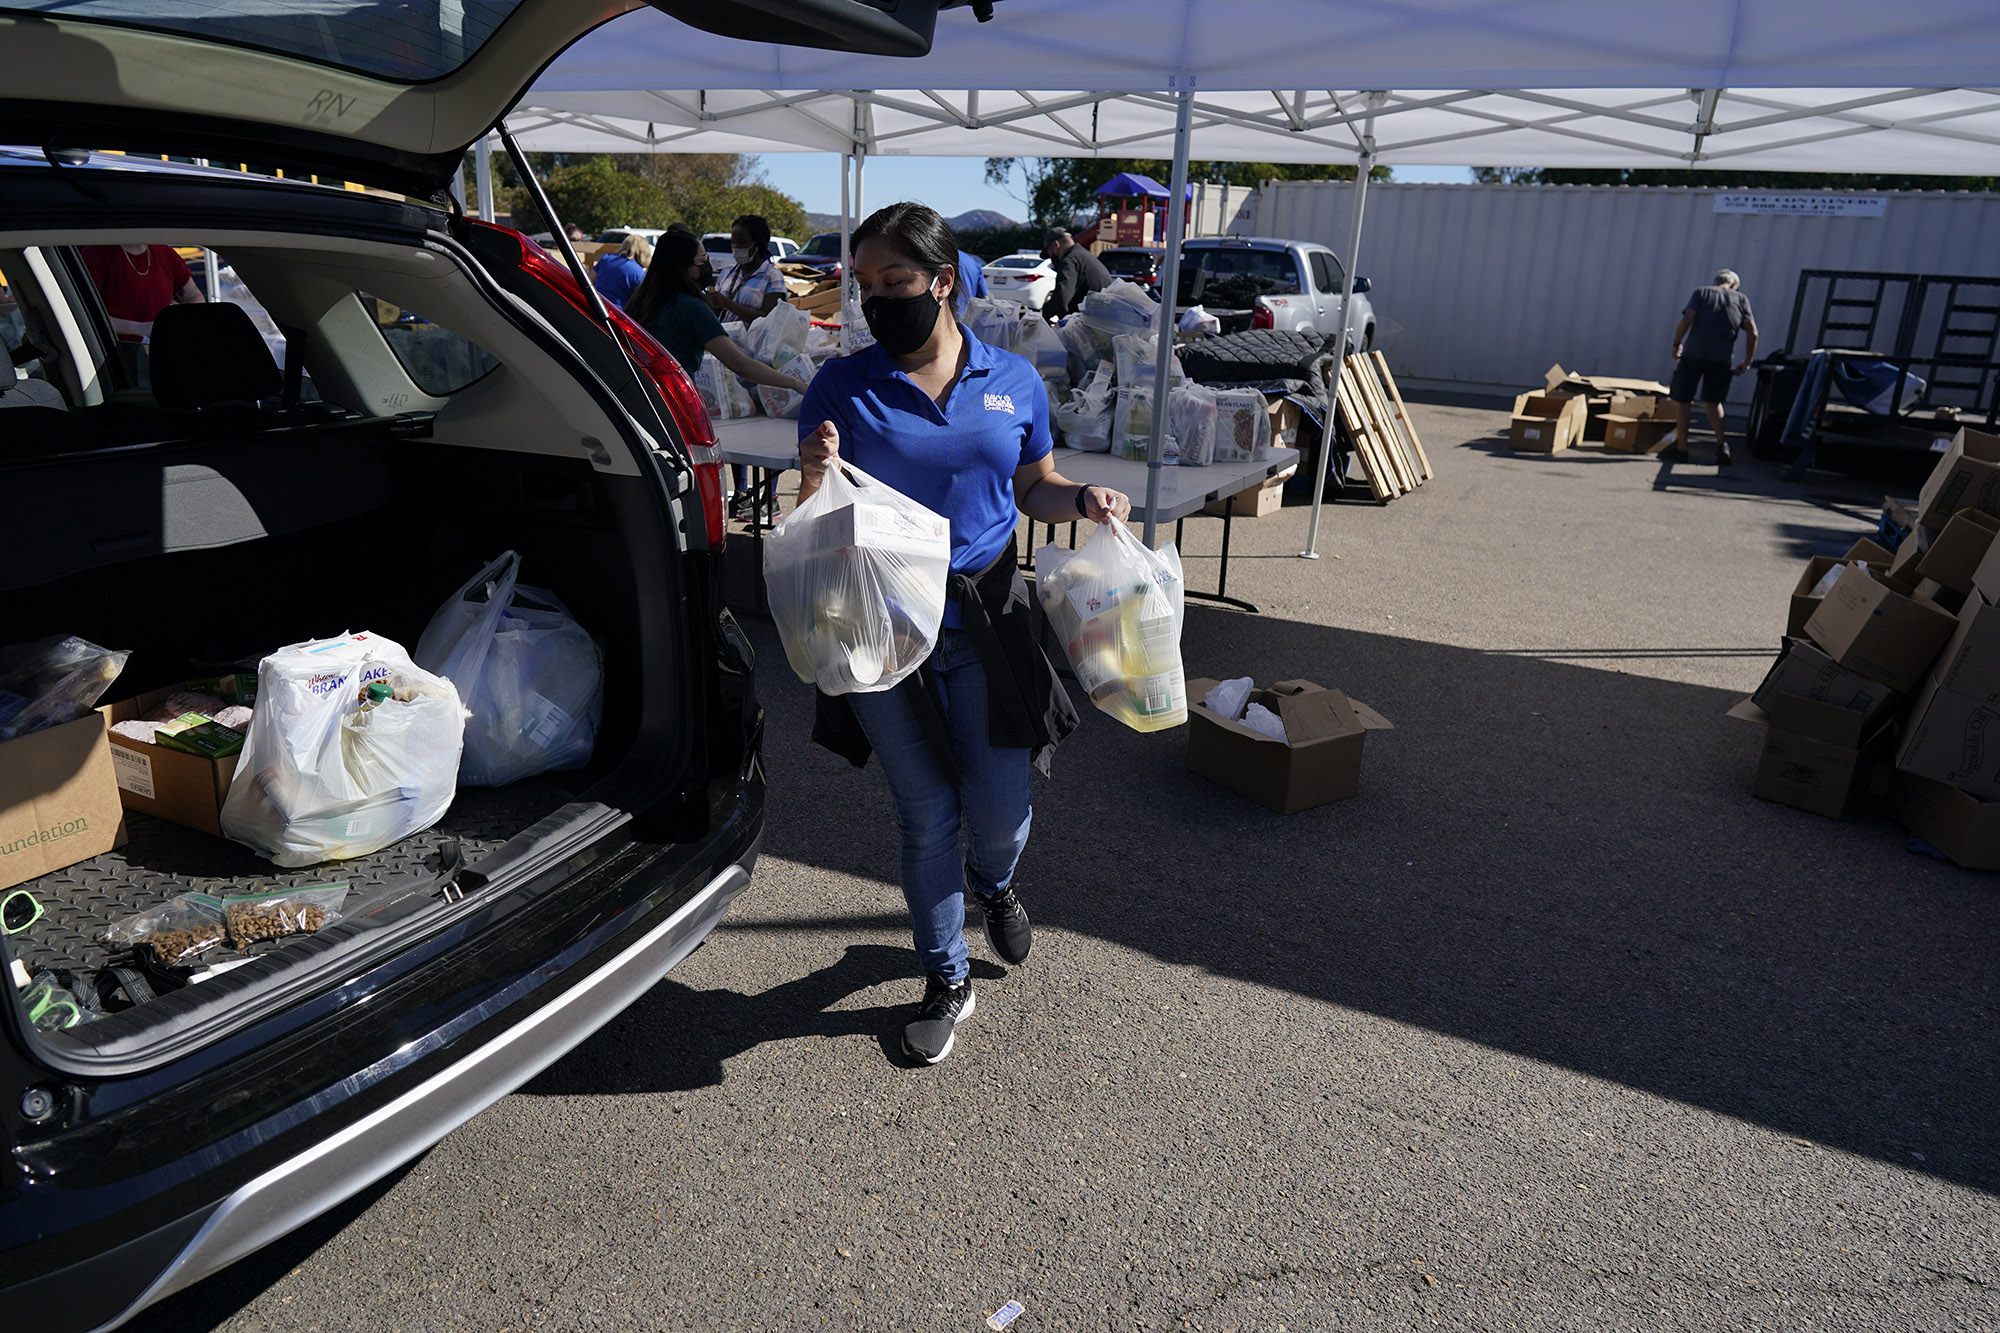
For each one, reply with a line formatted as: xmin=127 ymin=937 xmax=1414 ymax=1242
xmin=796 ymin=202 xmax=1131 ymax=1066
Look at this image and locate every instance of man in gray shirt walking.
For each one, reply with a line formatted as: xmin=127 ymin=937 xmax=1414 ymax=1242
xmin=1667 ymin=268 xmax=1758 ymax=465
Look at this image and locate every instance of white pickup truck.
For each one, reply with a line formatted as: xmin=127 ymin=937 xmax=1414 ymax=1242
xmin=1175 ymin=236 xmax=1375 ymax=348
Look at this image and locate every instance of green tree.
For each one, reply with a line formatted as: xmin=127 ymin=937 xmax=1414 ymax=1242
xmin=466 ymin=150 xmax=812 ymax=238
xmin=1471 ymin=166 xmax=1999 ymax=190
xmin=540 ymin=156 xmax=673 ymax=234
xmin=984 ymin=157 xmax=1391 ymax=227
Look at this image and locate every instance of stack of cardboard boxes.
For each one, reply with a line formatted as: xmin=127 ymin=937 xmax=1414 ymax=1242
xmin=1508 ymin=365 xmax=1673 ymax=454
xmin=1734 ymin=427 xmax=2000 ymax=868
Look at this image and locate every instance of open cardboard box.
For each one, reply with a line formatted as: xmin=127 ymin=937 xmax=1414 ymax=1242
xmin=1786 ymin=538 xmax=1894 ymax=637
xmin=101 ymin=681 xmax=250 ymax=836
xmin=1804 ymin=563 xmax=1956 ymax=693
xmin=0 ymin=713 xmax=127 ymax=892
xmin=1886 ymin=769 xmax=2000 ymax=870
xmin=1917 ymin=508 xmax=2000 ymax=594
xmin=1543 ymin=364 xmax=1673 ymax=441
xmin=1727 ymin=695 xmax=1890 ymax=820
xmin=1600 ymin=395 xmax=1678 ymax=454
xmin=1508 ymin=392 xmax=1586 ymax=453
xmin=1751 ymin=637 xmax=1902 ymax=730
xmin=1916 ymin=427 xmax=2000 ymax=533
xmin=1185 ymin=677 xmax=1392 ymax=813
xmin=1892 ymin=597 xmax=2000 ymax=802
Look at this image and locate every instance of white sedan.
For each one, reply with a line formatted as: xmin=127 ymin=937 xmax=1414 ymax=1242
xmin=983 ymin=252 xmax=1056 ymax=310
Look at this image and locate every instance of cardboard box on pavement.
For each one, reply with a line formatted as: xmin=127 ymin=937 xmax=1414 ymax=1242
xmin=1804 ymin=564 xmax=1956 ymax=692
xmin=1892 ymin=597 xmax=2000 ymax=801
xmin=1508 ymin=392 xmax=1586 ymax=453
xmin=0 ymin=713 xmax=127 ymax=892
xmin=1787 ymin=538 xmax=1895 ymax=638
xmin=1601 ymin=395 xmax=1679 ymax=454
xmin=1885 ymin=770 xmax=2000 ymax=870
xmin=1727 ymin=696 xmax=1889 ymax=820
xmin=1185 ymin=677 xmax=1392 ymax=813
xmin=1916 ymin=427 xmax=2000 ymax=532
xmin=1751 ymin=637 xmax=1902 ymax=730
xmin=1916 ymin=508 xmax=2000 ymax=594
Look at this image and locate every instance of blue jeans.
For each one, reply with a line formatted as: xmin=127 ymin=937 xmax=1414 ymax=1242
xmin=846 ymin=628 xmax=1033 ymax=985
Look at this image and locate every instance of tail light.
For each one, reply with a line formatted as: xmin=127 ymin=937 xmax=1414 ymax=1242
xmin=1251 ymin=303 xmax=1275 ymax=330
xmin=473 ymin=221 xmax=726 ymax=548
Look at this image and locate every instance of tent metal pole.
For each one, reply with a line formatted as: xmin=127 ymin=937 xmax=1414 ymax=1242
xmin=475 ymin=134 xmax=495 ymax=221
xmin=1143 ymin=87 xmax=1194 ymax=549
xmin=840 ymin=148 xmax=853 ymax=354
xmin=1301 ymin=137 xmax=1375 ymax=560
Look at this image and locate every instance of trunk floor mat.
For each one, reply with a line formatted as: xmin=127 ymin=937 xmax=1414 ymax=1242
xmin=8 ymin=783 xmax=564 ymax=979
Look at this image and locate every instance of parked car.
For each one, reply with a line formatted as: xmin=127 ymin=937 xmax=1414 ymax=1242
xmin=792 ymin=232 xmax=848 ymax=281
xmin=0 ymin=0 xmax=981 ymax=1323
xmin=1174 ymin=236 xmax=1375 ymax=346
xmin=596 ymin=227 xmax=666 ymax=246
xmin=1099 ymin=246 xmax=1165 ymax=298
xmin=983 ymin=252 xmax=1057 ymax=310
xmin=769 ymin=236 xmax=801 ymax=260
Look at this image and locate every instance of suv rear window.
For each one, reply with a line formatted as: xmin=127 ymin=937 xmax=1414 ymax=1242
xmin=1101 ymin=252 xmax=1157 ymax=276
xmin=363 ymin=295 xmax=499 ymax=395
xmin=1178 ymin=246 xmax=1301 ymax=305
xmin=3 ymin=0 xmax=526 ymax=81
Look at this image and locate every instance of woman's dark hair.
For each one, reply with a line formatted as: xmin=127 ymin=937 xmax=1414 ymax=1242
xmin=626 ymin=230 xmax=705 ymax=329
xmin=852 ymin=201 xmax=964 ymax=312
xmin=732 ymin=214 xmax=772 ymax=255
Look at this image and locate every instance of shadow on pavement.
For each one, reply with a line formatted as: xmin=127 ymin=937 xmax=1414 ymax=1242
xmin=682 ymin=600 xmax=2000 ymax=1197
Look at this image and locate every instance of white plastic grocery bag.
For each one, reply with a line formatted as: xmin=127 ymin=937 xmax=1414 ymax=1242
xmin=220 ymin=632 xmax=466 ymax=867
xmin=764 ymin=462 xmax=951 ymax=695
xmin=694 ymin=354 xmax=754 ymax=419
xmin=1053 ymin=365 xmax=1114 ymax=452
xmin=755 ymin=348 xmax=817 ymax=419
xmin=414 ymin=552 xmax=604 ymax=788
xmin=746 ymin=301 xmax=811 ymax=364
xmin=1035 ymin=519 xmax=1187 ymax=733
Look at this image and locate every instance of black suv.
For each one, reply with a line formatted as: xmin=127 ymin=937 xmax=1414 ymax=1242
xmin=1099 ymin=245 xmax=1165 ymax=297
xmin=0 ymin=2 xmax=980 ymax=1328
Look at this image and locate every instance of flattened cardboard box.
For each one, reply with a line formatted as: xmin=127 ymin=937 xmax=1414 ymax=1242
xmin=1916 ymin=508 xmax=2000 ymax=594
xmin=101 ymin=685 xmax=245 ymax=836
xmin=1185 ymin=677 xmax=1393 ymax=814
xmin=1885 ymin=770 xmax=2000 ymax=871
xmin=1916 ymin=427 xmax=2000 ymax=532
xmin=1726 ymin=697 xmax=1885 ymax=820
xmin=0 ymin=712 xmax=128 ymax=892
xmin=1508 ymin=392 xmax=1586 ymax=453
xmin=1804 ymin=564 xmax=1956 ymax=693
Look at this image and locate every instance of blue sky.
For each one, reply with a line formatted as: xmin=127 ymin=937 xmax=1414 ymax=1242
xmin=758 ymin=154 xmax=1475 ymax=225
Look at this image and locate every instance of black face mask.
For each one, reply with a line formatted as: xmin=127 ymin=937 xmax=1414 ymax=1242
xmin=697 ymin=261 xmax=715 ymax=287
xmin=862 ymin=286 xmax=943 ymax=356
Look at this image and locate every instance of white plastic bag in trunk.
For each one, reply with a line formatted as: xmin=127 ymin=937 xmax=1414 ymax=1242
xmin=220 ymin=633 xmax=465 ymax=867
xmin=763 ymin=463 xmax=950 ymax=695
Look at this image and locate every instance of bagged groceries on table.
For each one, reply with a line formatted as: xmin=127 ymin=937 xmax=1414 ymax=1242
xmin=1058 ymin=315 xmax=1114 ymax=384
xmin=694 ymin=354 xmax=755 ymax=419
xmin=764 ymin=462 xmax=950 ymax=695
xmin=745 ymin=300 xmax=811 ymax=364
xmin=0 ymin=636 xmax=130 ymax=741
xmin=1114 ymin=385 xmax=1176 ymax=463
xmin=756 ymin=347 xmax=818 ymax=420
xmin=1211 ymin=388 xmax=1274 ymax=464
xmin=415 ymin=551 xmax=603 ymax=788
xmin=1079 ymin=279 xmax=1159 ymax=336
xmin=220 ymin=632 xmax=465 ymax=867
xmin=964 ymin=297 xmax=1025 ymax=354
xmin=1112 ymin=333 xmax=1185 ymax=390
xmin=1035 ymin=518 xmax=1187 ymax=733
xmin=1054 ymin=365 xmax=1115 ymax=452
xmin=1170 ymin=383 xmax=1219 ymax=467
xmin=1017 ymin=313 xmax=1070 ymax=390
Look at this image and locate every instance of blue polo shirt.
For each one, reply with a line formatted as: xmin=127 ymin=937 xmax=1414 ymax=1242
xmin=799 ymin=323 xmax=1052 ymax=627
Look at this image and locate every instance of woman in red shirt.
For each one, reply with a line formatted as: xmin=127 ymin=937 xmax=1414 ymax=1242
xmin=81 ymin=244 xmax=205 ymax=341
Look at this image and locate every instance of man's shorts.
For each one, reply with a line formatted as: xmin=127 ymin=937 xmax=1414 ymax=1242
xmin=1670 ymin=357 xmax=1732 ymax=404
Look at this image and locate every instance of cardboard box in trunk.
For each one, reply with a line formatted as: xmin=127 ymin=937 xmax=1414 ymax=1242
xmin=1600 ymin=396 xmax=1678 ymax=454
xmin=1885 ymin=769 xmax=2000 ymax=870
xmin=1727 ymin=696 xmax=1889 ymax=820
xmin=1804 ymin=564 xmax=1956 ymax=692
xmin=101 ymin=685 xmax=246 ymax=837
xmin=0 ymin=713 xmax=127 ymax=892
xmin=1916 ymin=427 xmax=2000 ymax=532
xmin=1916 ymin=508 xmax=2000 ymax=593
xmin=1508 ymin=392 xmax=1586 ymax=453
xmin=1184 ymin=677 xmax=1392 ymax=813
xmin=1786 ymin=539 xmax=1895 ymax=638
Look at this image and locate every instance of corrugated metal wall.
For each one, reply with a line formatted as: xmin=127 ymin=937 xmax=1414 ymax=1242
xmin=1240 ymin=181 xmax=2000 ymax=401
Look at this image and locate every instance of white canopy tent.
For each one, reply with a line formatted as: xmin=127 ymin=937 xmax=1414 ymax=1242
xmin=503 ymin=0 xmax=2000 ymax=553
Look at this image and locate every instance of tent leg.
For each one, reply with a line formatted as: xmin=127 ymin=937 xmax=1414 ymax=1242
xmin=840 ymin=150 xmax=852 ymax=355
xmin=1300 ymin=148 xmax=1373 ymax=560
xmin=1143 ymin=87 xmax=1195 ymax=550
xmin=475 ymin=135 xmax=496 ymax=222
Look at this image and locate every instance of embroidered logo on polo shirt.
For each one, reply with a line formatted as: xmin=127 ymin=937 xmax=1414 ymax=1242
xmin=983 ymin=392 xmax=1016 ymax=415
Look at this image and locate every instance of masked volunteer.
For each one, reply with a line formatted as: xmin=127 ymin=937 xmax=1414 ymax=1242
xmin=795 ymin=202 xmax=1132 ymax=1066
xmin=707 ymin=214 xmax=785 ymax=325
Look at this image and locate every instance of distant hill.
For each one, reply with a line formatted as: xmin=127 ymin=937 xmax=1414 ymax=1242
xmin=803 ymin=213 xmax=842 ymax=233
xmin=949 ymin=209 xmax=1019 ymax=232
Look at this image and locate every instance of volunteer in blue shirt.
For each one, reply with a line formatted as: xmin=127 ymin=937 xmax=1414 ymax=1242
xmin=797 ymin=201 xmax=1130 ymax=1065
xmin=592 ymin=232 xmax=650 ymax=309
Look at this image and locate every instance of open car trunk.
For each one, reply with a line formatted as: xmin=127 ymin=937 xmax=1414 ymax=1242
xmin=0 ymin=218 xmax=698 ymax=1064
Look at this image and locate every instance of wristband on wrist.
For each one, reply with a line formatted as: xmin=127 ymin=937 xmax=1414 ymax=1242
xmin=1074 ymin=487 xmax=1090 ymax=517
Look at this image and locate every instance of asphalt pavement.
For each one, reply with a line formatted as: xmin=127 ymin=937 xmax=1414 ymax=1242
xmin=134 ymin=395 xmax=2000 ymax=1333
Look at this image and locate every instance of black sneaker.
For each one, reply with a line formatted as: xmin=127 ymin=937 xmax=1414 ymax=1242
xmin=902 ymin=974 xmax=976 ymax=1065
xmin=1716 ymin=441 xmax=1733 ymax=466
xmin=969 ymin=882 xmax=1032 ymax=965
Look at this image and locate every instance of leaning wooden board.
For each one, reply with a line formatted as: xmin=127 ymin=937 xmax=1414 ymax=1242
xmin=1332 ymin=368 xmax=1402 ymax=501
xmin=1349 ymin=358 xmax=1418 ymax=492
xmin=1368 ymin=351 xmax=1434 ymax=481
